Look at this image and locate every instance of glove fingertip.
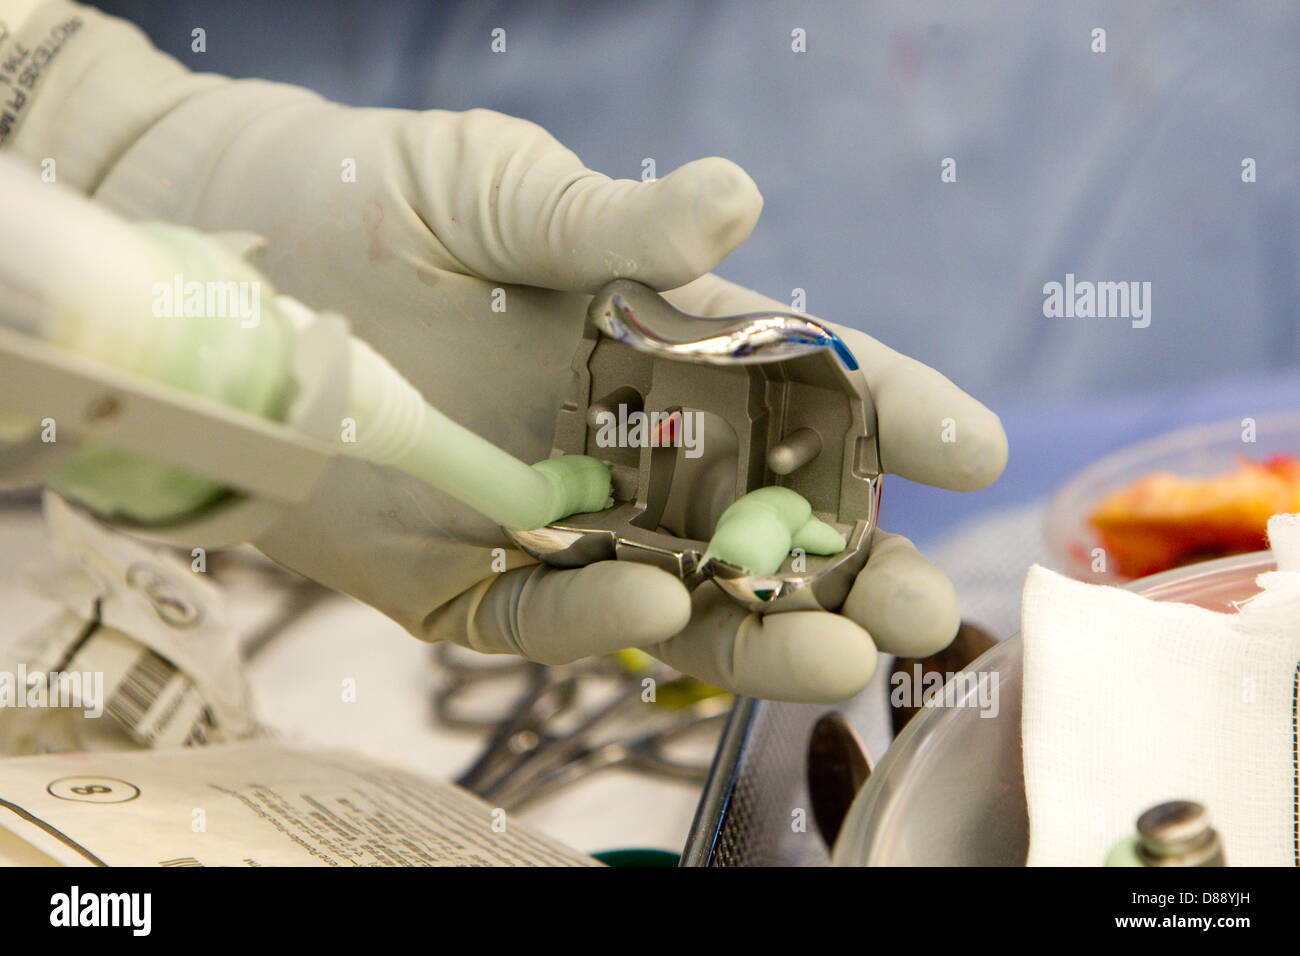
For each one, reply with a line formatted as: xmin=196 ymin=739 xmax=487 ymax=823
xmin=632 ymin=157 xmax=762 ymax=287
xmin=673 ymin=156 xmax=762 ymax=244
xmin=765 ymin=612 xmax=879 ymax=702
xmin=847 ymin=560 xmax=961 ymax=658
xmin=588 ymin=562 xmax=693 ymax=643
xmin=938 ymin=409 xmax=1009 ymax=492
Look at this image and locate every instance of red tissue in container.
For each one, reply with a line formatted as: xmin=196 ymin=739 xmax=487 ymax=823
xmin=1087 ymin=454 xmax=1300 ymax=578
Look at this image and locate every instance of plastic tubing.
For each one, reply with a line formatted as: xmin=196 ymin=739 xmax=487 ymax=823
xmin=344 ymin=337 xmax=610 ymax=529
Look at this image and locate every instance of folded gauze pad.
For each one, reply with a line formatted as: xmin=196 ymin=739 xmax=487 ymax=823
xmin=1020 ymin=514 xmax=1300 ymax=866
xmin=704 ymin=486 xmax=846 ymax=576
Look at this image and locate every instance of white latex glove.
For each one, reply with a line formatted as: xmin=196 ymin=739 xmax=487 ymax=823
xmin=2 ymin=1 xmax=1008 ymax=702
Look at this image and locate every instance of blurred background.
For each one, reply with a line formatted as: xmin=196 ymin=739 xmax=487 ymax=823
xmin=85 ymin=0 xmax=1300 ymax=547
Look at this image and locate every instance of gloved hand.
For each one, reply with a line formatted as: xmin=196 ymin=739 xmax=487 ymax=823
xmin=2 ymin=1 xmax=1007 ymax=701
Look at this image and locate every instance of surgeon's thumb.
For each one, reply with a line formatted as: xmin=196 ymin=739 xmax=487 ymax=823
xmin=550 ymin=155 xmax=766 ymax=291
xmin=422 ymin=561 xmax=692 ymax=664
xmin=428 ymin=111 xmax=763 ymax=293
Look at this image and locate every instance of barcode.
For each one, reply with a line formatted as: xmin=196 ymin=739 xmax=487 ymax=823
xmin=159 ymin=857 xmax=203 ymax=867
xmin=181 ymin=707 xmax=216 ymax=748
xmin=107 ymin=650 xmax=178 ymax=731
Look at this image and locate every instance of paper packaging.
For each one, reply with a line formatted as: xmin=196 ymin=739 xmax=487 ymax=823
xmin=1 ymin=493 xmax=257 ymax=754
xmin=1021 ymin=515 xmax=1300 ymax=866
xmin=0 ymin=743 xmax=598 ymax=866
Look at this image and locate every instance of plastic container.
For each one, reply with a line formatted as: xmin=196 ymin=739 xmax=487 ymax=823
xmin=1044 ymin=412 xmax=1300 ymax=583
xmin=831 ymin=551 xmax=1274 ymax=867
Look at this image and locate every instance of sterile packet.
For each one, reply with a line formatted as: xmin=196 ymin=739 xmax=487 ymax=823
xmin=0 ymin=493 xmax=259 ymax=754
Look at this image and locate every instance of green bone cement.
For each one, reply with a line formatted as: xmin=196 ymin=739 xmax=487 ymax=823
xmin=45 ymin=222 xmax=296 ymax=522
xmin=703 ymin=486 xmax=846 ymax=575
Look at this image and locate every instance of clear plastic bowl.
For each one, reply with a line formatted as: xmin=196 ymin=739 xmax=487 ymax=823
xmin=1045 ymin=411 xmax=1300 ymax=583
xmin=831 ymin=551 xmax=1274 ymax=866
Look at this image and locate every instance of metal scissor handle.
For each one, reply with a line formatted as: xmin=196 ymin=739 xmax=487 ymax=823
xmin=433 ymin=645 xmax=730 ymax=810
xmin=476 ymin=680 xmax=731 ymax=810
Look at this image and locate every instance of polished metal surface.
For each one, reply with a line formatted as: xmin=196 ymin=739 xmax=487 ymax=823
xmin=508 ymin=279 xmax=883 ymax=613
xmin=1136 ymin=800 xmax=1226 ymax=867
xmin=590 ymin=280 xmax=861 ymax=371
xmin=807 ymin=712 xmax=873 ymax=849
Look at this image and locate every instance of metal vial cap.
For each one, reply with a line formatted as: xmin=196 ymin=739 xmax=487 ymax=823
xmin=1136 ymin=800 xmax=1226 ymax=867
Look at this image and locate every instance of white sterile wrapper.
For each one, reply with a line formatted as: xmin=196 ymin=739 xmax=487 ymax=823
xmin=1021 ymin=515 xmax=1300 ymax=866
xmin=0 ymin=493 xmax=257 ymax=753
xmin=0 ymin=743 xmax=598 ymax=866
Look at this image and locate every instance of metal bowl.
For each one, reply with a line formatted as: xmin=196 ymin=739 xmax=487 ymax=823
xmin=831 ymin=551 xmax=1274 ymax=866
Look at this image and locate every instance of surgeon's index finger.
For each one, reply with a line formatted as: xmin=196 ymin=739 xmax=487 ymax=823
xmin=423 ymin=561 xmax=692 ymax=665
xmin=662 ymin=274 xmax=1008 ymax=492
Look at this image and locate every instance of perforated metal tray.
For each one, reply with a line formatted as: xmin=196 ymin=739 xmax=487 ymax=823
xmin=682 ymin=696 xmax=834 ymax=866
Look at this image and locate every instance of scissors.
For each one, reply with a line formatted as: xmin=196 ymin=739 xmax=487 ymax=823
xmin=432 ymin=643 xmax=730 ymax=810
xmin=507 ymin=280 xmax=883 ymax=614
